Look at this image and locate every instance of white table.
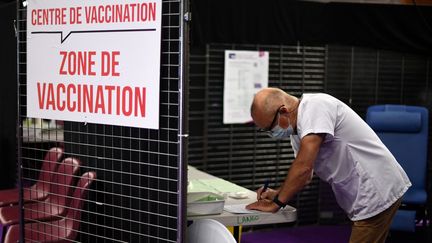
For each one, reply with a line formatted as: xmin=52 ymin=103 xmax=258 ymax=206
xmin=187 ymin=166 xmax=297 ymax=241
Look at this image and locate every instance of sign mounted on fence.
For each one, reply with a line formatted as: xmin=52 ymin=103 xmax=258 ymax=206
xmin=26 ymin=0 xmax=162 ymax=129
xmin=223 ymin=50 xmax=269 ymax=124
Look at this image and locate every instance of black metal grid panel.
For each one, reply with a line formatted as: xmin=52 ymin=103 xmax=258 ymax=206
xmin=326 ymin=45 xmax=432 ymax=116
xmin=188 ymin=43 xmax=326 ymax=225
xmin=17 ymin=0 xmax=186 ymax=242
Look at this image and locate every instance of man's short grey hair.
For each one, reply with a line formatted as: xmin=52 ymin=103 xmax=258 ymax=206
xmin=251 ymin=88 xmax=285 ymax=116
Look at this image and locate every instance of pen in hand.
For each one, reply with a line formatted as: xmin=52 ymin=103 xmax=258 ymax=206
xmin=259 ymin=180 xmax=269 ymax=200
xmin=263 ymin=180 xmax=269 ymax=192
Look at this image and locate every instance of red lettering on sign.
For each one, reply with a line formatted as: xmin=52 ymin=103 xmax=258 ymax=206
xmin=36 ymin=82 xmax=146 ymax=117
xmin=59 ymin=51 xmax=96 ymax=76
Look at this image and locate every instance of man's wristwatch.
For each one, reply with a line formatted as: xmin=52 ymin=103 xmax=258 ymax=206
xmin=272 ymin=194 xmax=286 ymax=208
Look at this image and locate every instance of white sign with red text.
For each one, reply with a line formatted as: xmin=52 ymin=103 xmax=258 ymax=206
xmin=27 ymin=0 xmax=161 ymax=129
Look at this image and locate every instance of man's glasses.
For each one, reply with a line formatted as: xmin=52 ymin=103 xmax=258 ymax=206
xmin=257 ymin=105 xmax=284 ymax=134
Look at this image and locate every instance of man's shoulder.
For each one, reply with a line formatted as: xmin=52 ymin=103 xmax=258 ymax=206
xmin=302 ymin=92 xmax=335 ymax=100
xmin=301 ymin=93 xmax=339 ymax=108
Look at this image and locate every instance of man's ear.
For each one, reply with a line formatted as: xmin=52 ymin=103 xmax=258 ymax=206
xmin=279 ymin=106 xmax=289 ymax=114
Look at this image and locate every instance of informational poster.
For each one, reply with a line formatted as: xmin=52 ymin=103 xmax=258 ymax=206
xmin=27 ymin=0 xmax=162 ymax=129
xmin=223 ymin=50 xmax=269 ymax=124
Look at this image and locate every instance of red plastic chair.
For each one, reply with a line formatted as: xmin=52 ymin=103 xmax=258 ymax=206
xmin=0 ymin=157 xmax=81 ymax=242
xmin=0 ymin=147 xmax=64 ymax=206
xmin=4 ymin=171 xmax=96 ymax=243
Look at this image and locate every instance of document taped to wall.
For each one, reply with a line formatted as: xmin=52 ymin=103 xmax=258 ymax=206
xmin=223 ymin=50 xmax=269 ymax=124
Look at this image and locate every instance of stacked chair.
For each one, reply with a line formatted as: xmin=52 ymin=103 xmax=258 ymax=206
xmin=4 ymin=171 xmax=96 ymax=243
xmin=0 ymin=147 xmax=97 ymax=243
xmin=0 ymin=147 xmax=64 ymax=206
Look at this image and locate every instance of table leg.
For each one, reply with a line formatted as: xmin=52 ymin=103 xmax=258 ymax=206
xmin=227 ymin=225 xmax=242 ymax=242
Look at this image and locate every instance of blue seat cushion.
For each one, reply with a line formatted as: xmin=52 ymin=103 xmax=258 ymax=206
xmin=390 ymin=210 xmax=416 ymax=232
xmin=402 ymin=188 xmax=427 ymax=204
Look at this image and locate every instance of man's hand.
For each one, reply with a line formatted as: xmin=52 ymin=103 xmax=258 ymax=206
xmin=256 ymin=187 xmax=278 ymax=201
xmin=246 ymin=199 xmax=280 ymax=213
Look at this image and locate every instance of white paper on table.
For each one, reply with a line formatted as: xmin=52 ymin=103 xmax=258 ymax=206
xmin=224 ymin=204 xmax=265 ymax=214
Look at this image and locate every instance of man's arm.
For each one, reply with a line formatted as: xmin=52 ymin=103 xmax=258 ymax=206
xmin=246 ymin=133 xmax=324 ymax=212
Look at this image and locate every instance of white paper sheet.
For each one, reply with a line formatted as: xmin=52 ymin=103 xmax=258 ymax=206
xmin=224 ymin=204 xmax=264 ymax=214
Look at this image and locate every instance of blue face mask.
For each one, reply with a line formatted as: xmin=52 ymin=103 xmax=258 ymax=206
xmin=270 ymin=123 xmax=294 ymax=139
xmin=269 ymin=113 xmax=294 ymax=139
